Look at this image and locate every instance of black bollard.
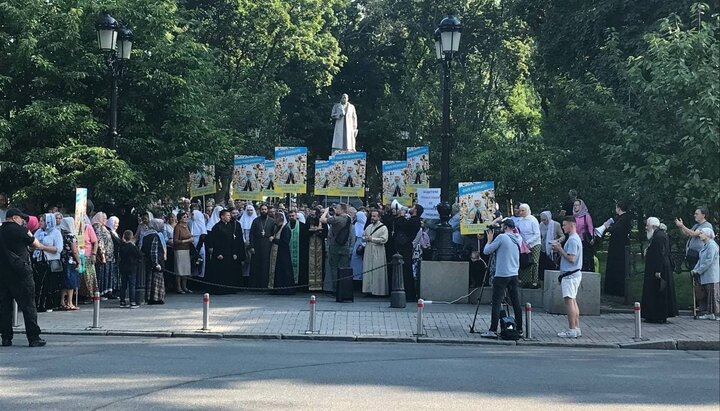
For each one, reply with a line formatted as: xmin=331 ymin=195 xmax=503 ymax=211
xmin=390 ymin=253 xmax=406 ymax=308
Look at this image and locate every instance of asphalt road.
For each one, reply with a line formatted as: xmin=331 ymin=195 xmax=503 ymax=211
xmin=0 ymin=337 xmax=718 ymax=410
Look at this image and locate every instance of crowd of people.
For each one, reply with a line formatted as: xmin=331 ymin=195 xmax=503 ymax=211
xmin=0 ymin=189 xmax=718 ymax=347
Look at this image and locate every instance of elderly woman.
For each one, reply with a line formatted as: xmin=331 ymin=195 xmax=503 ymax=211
xmin=573 ymin=199 xmax=596 ymax=272
xmin=33 ymin=213 xmax=63 ymax=311
xmin=190 ymin=209 xmax=208 ymax=277
xmin=93 ymin=212 xmax=117 ymax=299
xmin=692 ymin=228 xmax=720 ymax=320
xmin=516 ymin=204 xmax=541 ymax=288
xmin=539 ymin=211 xmax=562 ymax=277
xmin=142 ymin=218 xmax=166 ymax=304
xmin=641 ymin=217 xmax=678 ymax=323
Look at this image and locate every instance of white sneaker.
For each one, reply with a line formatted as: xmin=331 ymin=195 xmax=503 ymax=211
xmin=480 ymin=330 xmax=498 ymax=339
xmin=557 ymin=329 xmax=579 ymax=338
xmin=699 ymin=314 xmax=716 ymax=320
xmin=575 ymin=328 xmax=582 ymax=337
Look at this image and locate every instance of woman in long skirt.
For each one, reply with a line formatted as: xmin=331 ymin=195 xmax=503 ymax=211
xmin=173 ymin=212 xmax=194 ymax=293
xmin=142 ymin=219 xmax=166 ymax=304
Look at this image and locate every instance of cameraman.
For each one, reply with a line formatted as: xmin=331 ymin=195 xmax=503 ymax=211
xmin=480 ymin=218 xmax=523 ymax=339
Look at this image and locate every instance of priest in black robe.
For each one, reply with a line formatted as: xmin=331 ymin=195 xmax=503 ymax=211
xmin=287 ymin=210 xmax=309 ymax=291
xmin=641 ymin=217 xmax=678 ymax=323
xmin=205 ymin=209 xmax=245 ymax=295
xmin=249 ymin=204 xmax=275 ymax=288
xmin=269 ymin=212 xmax=295 ymax=295
xmin=603 ymin=201 xmax=632 ymax=297
xmin=305 ymin=208 xmax=327 ymax=291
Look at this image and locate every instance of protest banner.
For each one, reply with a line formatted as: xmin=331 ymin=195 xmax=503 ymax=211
xmin=382 ymin=161 xmax=412 ymax=206
xmin=416 ymin=188 xmax=441 ymax=219
xmin=406 ymin=146 xmax=430 ymax=193
xmin=189 ymin=165 xmax=217 ymax=197
xmin=330 ymin=152 xmax=366 ymax=198
xmin=260 ymin=159 xmax=277 ymax=198
xmin=231 ymin=155 xmax=265 ymax=201
xmin=274 ymin=147 xmax=307 ymax=194
xmin=458 ymin=181 xmax=497 ymax=235
xmin=314 ymin=160 xmax=334 ymax=196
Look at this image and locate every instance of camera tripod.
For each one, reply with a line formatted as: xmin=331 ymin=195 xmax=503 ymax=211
xmin=468 ymin=252 xmax=515 ymax=333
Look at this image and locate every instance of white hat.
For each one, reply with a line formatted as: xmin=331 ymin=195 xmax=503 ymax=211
xmin=646 ymin=217 xmax=660 ymax=228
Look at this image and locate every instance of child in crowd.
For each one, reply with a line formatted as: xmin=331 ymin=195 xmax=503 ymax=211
xmin=118 ymin=230 xmax=142 ymax=308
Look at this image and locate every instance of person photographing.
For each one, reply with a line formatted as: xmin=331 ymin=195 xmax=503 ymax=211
xmin=480 ymin=218 xmax=523 ymax=339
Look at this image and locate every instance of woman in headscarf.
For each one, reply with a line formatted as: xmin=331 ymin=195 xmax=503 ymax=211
xmin=539 ymin=211 xmax=562 ymax=278
xmin=162 ymin=213 xmax=177 ymax=291
xmin=142 ymin=218 xmax=166 ymax=304
xmin=206 ymin=205 xmax=223 ymax=231
xmin=238 ymin=204 xmax=257 ymax=280
xmin=92 ymin=212 xmax=117 ymax=299
xmin=205 ymin=209 xmax=245 ymax=294
xmin=268 ymin=211 xmax=294 ymax=295
xmin=59 ymin=217 xmax=81 ymax=311
xmin=190 ymin=209 xmax=208 ymax=278
xmin=26 ymin=215 xmax=40 ymax=233
xmin=106 ymin=215 xmax=122 ymax=298
xmin=641 ymin=217 xmax=677 ymax=323
xmin=173 ymin=211 xmax=194 ymax=293
xmin=135 ymin=211 xmax=154 ymax=246
xmin=350 ymin=211 xmax=367 ymax=282
xmin=573 ymin=199 xmax=596 ymax=272
xmin=517 ymin=203 xmax=541 ymax=288
xmin=33 ymin=213 xmax=63 ymax=311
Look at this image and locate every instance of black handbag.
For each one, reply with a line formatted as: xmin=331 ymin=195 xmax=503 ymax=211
xmin=49 ymin=259 xmax=63 ymax=273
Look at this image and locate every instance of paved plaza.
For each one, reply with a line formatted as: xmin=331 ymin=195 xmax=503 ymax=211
xmin=10 ymin=293 xmax=719 ymax=349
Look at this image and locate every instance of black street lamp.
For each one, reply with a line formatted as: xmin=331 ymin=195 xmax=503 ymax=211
xmin=433 ymin=15 xmax=462 ymax=261
xmin=95 ymin=12 xmax=133 ymax=149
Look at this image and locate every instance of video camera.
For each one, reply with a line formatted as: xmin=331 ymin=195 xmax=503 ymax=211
xmin=485 ymin=222 xmax=503 ymax=236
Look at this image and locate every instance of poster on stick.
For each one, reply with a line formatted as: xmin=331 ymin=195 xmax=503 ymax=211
xmin=274 ymin=147 xmax=307 ymax=194
xmin=260 ymin=160 xmax=276 ymax=198
xmin=416 ymin=188 xmax=441 ymax=219
xmin=189 ymin=165 xmax=217 ymax=198
xmin=314 ymin=160 xmax=334 ymax=196
xmin=406 ymin=146 xmax=430 ymax=193
xmin=330 ymin=152 xmax=366 ymax=198
xmin=231 ymin=155 xmax=265 ymax=201
xmin=382 ymin=161 xmax=411 ymax=206
xmin=458 ymin=181 xmax=497 ymax=235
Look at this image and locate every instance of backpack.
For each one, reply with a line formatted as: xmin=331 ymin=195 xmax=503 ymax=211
xmin=499 ymin=309 xmax=520 ymax=341
xmin=334 ymin=216 xmax=351 ymax=246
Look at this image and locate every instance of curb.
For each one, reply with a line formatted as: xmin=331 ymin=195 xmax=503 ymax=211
xmin=18 ymin=329 xmax=719 ymax=351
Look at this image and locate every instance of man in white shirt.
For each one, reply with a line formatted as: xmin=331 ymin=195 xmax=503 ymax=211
xmin=553 ymin=217 xmax=583 ymax=338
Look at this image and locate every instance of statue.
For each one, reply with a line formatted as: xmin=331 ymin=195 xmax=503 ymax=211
xmin=331 ymin=93 xmax=358 ymax=152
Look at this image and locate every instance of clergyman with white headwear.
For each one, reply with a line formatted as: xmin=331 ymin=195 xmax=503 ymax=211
xmin=331 ymin=93 xmax=358 ymax=152
xmin=641 ymin=217 xmax=678 ymax=323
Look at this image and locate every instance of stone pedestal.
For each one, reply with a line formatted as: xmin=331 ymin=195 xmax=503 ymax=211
xmin=543 ymin=270 xmax=601 ymax=316
xmin=419 ymin=261 xmax=469 ymax=303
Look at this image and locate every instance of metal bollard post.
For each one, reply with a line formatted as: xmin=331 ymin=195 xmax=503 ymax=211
xmin=305 ymin=295 xmax=317 ymax=334
xmin=90 ymin=292 xmax=101 ymax=329
xmin=12 ymin=300 xmax=19 ymax=328
xmin=633 ymin=301 xmax=646 ymax=341
xmin=525 ymin=303 xmax=533 ymax=340
xmin=390 ymin=253 xmax=406 ymax=308
xmin=415 ymin=299 xmax=425 ymax=336
xmin=201 ymin=293 xmax=210 ymax=331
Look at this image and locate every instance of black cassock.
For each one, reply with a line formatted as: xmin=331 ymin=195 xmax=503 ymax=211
xmin=641 ymin=229 xmax=678 ymax=322
xmin=271 ymin=224 xmax=295 ymax=295
xmin=206 ymin=220 xmax=245 ymax=295
xmin=604 ymin=212 xmax=632 ymax=297
xmin=249 ymin=215 xmax=275 ymax=288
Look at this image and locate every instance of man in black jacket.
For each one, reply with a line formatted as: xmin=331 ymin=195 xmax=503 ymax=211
xmin=394 ymin=204 xmax=423 ymax=302
xmin=0 ymin=209 xmax=55 ymax=347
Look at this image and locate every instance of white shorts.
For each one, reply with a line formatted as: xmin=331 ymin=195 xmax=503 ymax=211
xmin=561 ymin=275 xmax=582 ymax=299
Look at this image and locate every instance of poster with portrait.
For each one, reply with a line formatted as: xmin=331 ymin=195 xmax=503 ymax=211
xmin=406 ymin=146 xmax=430 ymax=193
xmin=382 ymin=161 xmax=412 ymax=206
xmin=189 ymin=165 xmax=217 ymax=198
xmin=274 ymin=147 xmax=307 ymax=194
xmin=231 ymin=155 xmax=265 ymax=201
xmin=260 ymin=160 xmax=277 ymax=198
xmin=314 ymin=160 xmax=334 ymax=196
xmin=458 ymin=181 xmax=497 ymax=235
xmin=329 ymin=152 xmax=366 ymax=198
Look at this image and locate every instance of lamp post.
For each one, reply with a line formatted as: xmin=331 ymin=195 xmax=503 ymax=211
xmin=433 ymin=15 xmax=462 ymax=261
xmin=95 ymin=12 xmax=133 ymax=149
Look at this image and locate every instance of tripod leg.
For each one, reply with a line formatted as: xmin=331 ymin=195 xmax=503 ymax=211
xmin=469 ymin=259 xmax=492 ymax=333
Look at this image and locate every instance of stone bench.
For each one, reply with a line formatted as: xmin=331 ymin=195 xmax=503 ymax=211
xmin=419 ymin=261 xmax=469 ymax=303
xmin=543 ymin=270 xmax=601 ymax=316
